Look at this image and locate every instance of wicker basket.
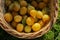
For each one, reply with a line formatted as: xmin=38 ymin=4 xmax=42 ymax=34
xmin=0 ymin=0 xmax=58 ymax=39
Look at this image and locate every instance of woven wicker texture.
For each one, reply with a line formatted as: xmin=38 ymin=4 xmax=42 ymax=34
xmin=0 ymin=0 xmax=58 ymax=39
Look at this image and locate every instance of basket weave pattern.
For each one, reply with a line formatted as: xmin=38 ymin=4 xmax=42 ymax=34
xmin=0 ymin=0 xmax=58 ymax=39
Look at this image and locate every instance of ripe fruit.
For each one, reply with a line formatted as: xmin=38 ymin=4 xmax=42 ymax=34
xmin=30 ymin=10 xmax=37 ymax=18
xmin=9 ymin=2 xmax=20 ymax=12
xmin=26 ymin=17 xmax=35 ymax=26
xmin=20 ymin=7 xmax=27 ymax=15
xmin=31 ymin=1 xmax=37 ymax=8
xmin=42 ymin=14 xmax=50 ymax=23
xmin=38 ymin=20 xmax=44 ymax=27
xmin=14 ymin=15 xmax=22 ymax=22
xmin=32 ymin=23 xmax=41 ymax=32
xmin=16 ymin=23 xmax=24 ymax=32
xmin=5 ymin=0 xmax=11 ymax=6
xmin=12 ymin=12 xmax=18 ymax=17
xmin=43 ymin=0 xmax=48 ymax=3
xmin=42 ymin=9 xmax=47 ymax=14
xmin=11 ymin=21 xmax=17 ymax=28
xmin=37 ymin=11 xmax=43 ymax=19
xmin=24 ymin=26 xmax=31 ymax=33
xmin=4 ymin=0 xmax=51 ymax=33
xmin=34 ymin=18 xmax=39 ymax=22
xmin=4 ymin=13 xmax=13 ymax=22
xmin=20 ymin=0 xmax=27 ymax=7
xmin=38 ymin=2 xmax=46 ymax=9
xmin=28 ymin=5 xmax=35 ymax=13
xmin=13 ymin=2 xmax=20 ymax=12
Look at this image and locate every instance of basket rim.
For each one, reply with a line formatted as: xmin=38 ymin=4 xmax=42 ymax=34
xmin=0 ymin=0 xmax=58 ymax=39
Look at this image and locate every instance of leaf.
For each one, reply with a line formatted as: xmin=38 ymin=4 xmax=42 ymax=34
xmin=55 ymin=33 xmax=60 ymax=40
xmin=53 ymin=24 xmax=60 ymax=32
xmin=43 ymin=30 xmax=54 ymax=40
